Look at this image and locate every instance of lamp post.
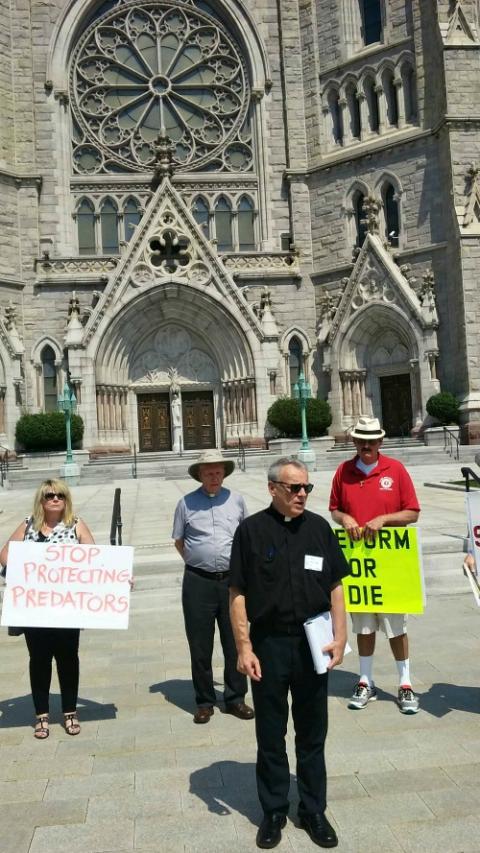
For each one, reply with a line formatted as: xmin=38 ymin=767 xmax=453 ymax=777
xmin=58 ymin=374 xmax=80 ymax=479
xmin=293 ymin=371 xmax=316 ymax=465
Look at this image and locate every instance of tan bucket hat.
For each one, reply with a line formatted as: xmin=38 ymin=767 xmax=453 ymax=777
xmin=188 ymin=449 xmax=235 ymax=481
xmin=349 ymin=417 xmax=385 ymax=440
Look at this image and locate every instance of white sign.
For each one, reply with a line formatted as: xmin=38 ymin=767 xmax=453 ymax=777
xmin=465 ymin=492 xmax=480 ymax=606
xmin=1 ymin=542 xmax=133 ymax=630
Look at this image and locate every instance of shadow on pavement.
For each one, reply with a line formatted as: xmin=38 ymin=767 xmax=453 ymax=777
xmin=419 ymin=682 xmax=480 ymax=717
xmin=150 ymin=678 xmax=195 ymax=713
xmin=0 ymin=694 xmax=117 ymax=727
xmin=189 ymin=761 xmax=299 ymax=825
xmin=150 ymin=677 xmax=227 ymax=714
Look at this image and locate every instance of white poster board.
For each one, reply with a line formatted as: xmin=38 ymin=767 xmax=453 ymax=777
xmin=1 ymin=542 xmax=133 ymax=629
xmin=465 ymin=492 xmax=480 ymax=606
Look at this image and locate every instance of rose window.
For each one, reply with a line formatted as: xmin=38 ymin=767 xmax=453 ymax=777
xmin=70 ymin=1 xmax=252 ymax=174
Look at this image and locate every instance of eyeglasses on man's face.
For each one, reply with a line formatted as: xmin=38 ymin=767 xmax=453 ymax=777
xmin=274 ymin=481 xmax=314 ymax=495
xmin=43 ymin=492 xmax=65 ymax=501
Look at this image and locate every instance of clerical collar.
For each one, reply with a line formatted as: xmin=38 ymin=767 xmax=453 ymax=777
xmin=284 ymin=516 xmax=292 ymax=522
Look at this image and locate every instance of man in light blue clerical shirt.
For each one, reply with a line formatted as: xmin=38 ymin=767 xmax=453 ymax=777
xmin=172 ymin=449 xmax=254 ymax=725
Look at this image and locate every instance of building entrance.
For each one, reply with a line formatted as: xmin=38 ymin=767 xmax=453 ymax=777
xmin=137 ymin=393 xmax=171 ymax=452
xmin=380 ymin=374 xmax=412 ymax=437
xmin=182 ymin=391 xmax=215 ymax=450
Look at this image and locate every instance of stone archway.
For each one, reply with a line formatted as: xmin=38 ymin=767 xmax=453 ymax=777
xmin=338 ymin=304 xmax=420 ymax=435
xmin=92 ymin=285 xmax=257 ymax=450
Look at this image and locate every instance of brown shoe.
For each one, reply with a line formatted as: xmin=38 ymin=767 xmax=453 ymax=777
xmin=193 ymin=706 xmax=214 ymax=724
xmin=225 ymin=701 xmax=255 ymax=720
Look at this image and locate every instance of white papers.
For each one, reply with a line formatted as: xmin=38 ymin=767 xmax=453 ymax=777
xmin=303 ymin=611 xmax=352 ymax=674
xmin=463 ymin=560 xmax=480 ymax=607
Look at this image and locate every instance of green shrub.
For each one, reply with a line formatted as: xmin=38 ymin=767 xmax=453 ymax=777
xmin=426 ymin=391 xmax=460 ymax=425
xmin=267 ymin=397 xmax=332 ymax=437
xmin=15 ymin=412 xmax=84 ymax=452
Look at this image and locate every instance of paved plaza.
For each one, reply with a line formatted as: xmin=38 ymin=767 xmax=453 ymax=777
xmin=1 ymin=460 xmax=480 ymax=852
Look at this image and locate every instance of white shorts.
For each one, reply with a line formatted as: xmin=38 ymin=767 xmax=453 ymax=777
xmin=350 ymin=612 xmax=408 ymax=640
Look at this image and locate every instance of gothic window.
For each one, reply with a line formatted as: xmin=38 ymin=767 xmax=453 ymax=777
xmin=360 ymin=0 xmax=382 ymax=45
xmin=288 ymin=337 xmax=303 ymax=393
xmin=70 ymin=2 xmax=252 ymax=175
xmin=401 ymin=62 xmax=417 ymax=123
xmin=215 ymin=197 xmax=233 ymax=251
xmin=124 ymin=198 xmax=142 ymax=242
xmin=353 ymin=192 xmax=367 ymax=247
xmin=41 ymin=345 xmax=57 ymax=413
xmin=238 ymin=196 xmax=255 ymax=250
xmin=345 ymin=83 xmax=361 ymax=140
xmin=192 ymin=197 xmax=211 ymax=239
xmin=327 ymin=89 xmax=343 ymax=144
xmin=383 ymin=70 xmax=398 ymax=126
xmin=364 ymin=77 xmax=379 ymax=132
xmin=100 ymin=198 xmax=119 ymax=254
xmin=77 ymin=198 xmax=96 ymax=255
xmin=383 ymin=183 xmax=400 ymax=246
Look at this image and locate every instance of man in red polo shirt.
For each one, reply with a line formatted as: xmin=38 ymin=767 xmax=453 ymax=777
xmin=329 ymin=417 xmax=421 ymax=714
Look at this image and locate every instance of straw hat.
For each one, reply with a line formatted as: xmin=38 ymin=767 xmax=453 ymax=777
xmin=188 ymin=449 xmax=235 ymax=481
xmin=349 ymin=417 xmax=385 ymax=440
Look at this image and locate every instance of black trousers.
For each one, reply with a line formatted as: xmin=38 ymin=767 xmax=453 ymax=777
xmin=250 ymin=630 xmax=328 ymax=818
xmin=182 ymin=569 xmax=247 ymax=707
xmin=24 ymin=627 xmax=80 ymax=715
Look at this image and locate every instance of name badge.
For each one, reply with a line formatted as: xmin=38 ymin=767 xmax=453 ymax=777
xmin=304 ymin=555 xmax=323 ymax=572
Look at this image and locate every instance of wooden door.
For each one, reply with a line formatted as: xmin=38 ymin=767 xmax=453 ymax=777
xmin=137 ymin=394 xmax=171 ymax=451
xmin=380 ymin=374 xmax=412 ymax=437
xmin=182 ymin=391 xmax=215 ymax=450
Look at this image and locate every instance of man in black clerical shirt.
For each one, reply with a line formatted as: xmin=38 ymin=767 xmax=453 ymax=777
xmin=229 ymin=457 xmax=350 ymax=850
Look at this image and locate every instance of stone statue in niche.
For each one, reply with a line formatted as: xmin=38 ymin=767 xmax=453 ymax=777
xmin=170 ymin=388 xmax=182 ymax=452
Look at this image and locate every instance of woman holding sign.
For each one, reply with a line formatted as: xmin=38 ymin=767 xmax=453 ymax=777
xmin=0 ymin=479 xmax=94 ymax=739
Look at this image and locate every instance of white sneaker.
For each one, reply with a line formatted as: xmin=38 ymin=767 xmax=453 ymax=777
xmin=348 ymin=681 xmax=377 ymax=709
xmin=397 ymin=685 xmax=419 ymax=714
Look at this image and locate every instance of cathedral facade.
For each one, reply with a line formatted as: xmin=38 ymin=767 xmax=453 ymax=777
xmin=0 ymin=0 xmax=478 ymax=453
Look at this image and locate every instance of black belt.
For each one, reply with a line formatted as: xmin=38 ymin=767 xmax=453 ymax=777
xmin=255 ymin=622 xmax=304 ymax=636
xmin=185 ymin=564 xmax=230 ymax=581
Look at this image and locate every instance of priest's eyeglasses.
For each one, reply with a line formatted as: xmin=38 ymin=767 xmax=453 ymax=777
xmin=275 ymin=482 xmax=314 ymax=495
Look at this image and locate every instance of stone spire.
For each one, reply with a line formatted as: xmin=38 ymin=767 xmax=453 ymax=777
xmin=4 ymin=301 xmax=24 ymax=354
xmin=259 ymin=287 xmax=279 ymax=337
xmin=65 ymin=291 xmax=83 ymax=347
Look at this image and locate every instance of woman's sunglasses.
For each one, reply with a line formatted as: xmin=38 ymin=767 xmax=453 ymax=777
xmin=43 ymin=492 xmax=65 ymax=501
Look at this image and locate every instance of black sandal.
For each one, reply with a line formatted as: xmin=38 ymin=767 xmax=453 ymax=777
xmin=64 ymin=712 xmax=81 ymax=736
xmin=34 ymin=714 xmax=49 ymax=739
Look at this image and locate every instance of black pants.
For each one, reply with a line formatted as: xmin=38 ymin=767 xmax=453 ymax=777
xmin=182 ymin=569 xmax=247 ymax=707
xmin=251 ymin=630 xmax=328 ymax=818
xmin=24 ymin=627 xmax=80 ymax=715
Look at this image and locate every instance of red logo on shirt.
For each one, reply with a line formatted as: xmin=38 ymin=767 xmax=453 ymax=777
xmin=379 ymin=476 xmax=393 ymax=491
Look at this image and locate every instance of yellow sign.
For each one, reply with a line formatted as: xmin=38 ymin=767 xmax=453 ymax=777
xmin=334 ymin=527 xmax=424 ymax=613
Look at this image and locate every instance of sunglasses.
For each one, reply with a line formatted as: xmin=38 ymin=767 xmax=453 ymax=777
xmin=43 ymin=492 xmax=65 ymax=501
xmin=275 ymin=482 xmax=314 ymax=495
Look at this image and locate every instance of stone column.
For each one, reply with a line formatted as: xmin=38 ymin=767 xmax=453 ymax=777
xmin=375 ymin=84 xmax=386 ymax=134
xmin=409 ymin=359 xmax=422 ymax=427
xmin=357 ymin=91 xmax=368 ymax=141
xmin=394 ymin=77 xmax=405 ymax=129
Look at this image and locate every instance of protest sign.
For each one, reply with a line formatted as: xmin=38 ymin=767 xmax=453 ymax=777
xmin=335 ymin=526 xmax=424 ymax=613
xmin=1 ymin=541 xmax=133 ymax=629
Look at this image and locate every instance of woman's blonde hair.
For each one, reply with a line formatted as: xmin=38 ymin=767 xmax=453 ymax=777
xmin=31 ymin=479 xmax=75 ymax=531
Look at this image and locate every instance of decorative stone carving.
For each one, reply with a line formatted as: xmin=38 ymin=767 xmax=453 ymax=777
xmin=351 ymin=259 xmax=396 ymax=310
xmin=360 ymin=195 xmax=381 ymax=235
xmin=131 ymin=323 xmax=217 ymax=385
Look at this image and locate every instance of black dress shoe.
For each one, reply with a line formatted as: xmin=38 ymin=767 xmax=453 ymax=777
xmin=225 ymin=701 xmax=255 ymax=720
xmin=299 ymin=813 xmax=338 ymax=848
xmin=256 ymin=813 xmax=287 ymax=849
